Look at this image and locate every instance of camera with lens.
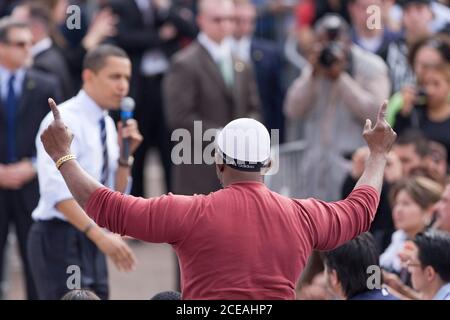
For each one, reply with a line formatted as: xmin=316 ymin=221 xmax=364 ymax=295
xmin=317 ymin=15 xmax=345 ymax=68
xmin=415 ymin=88 xmax=428 ymax=107
xmin=319 ymin=42 xmax=344 ymax=68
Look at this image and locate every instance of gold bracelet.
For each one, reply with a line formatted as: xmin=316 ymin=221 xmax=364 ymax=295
xmin=55 ymin=154 xmax=77 ymax=170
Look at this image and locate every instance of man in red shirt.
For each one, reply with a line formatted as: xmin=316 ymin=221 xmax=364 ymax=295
xmin=39 ymin=99 xmax=396 ymax=300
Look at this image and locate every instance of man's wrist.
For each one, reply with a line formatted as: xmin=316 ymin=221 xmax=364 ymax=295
xmin=118 ymin=156 xmax=134 ymax=168
xmin=368 ymin=152 xmax=388 ymax=161
xmin=55 ymin=154 xmax=77 ymax=170
xmin=86 ymin=224 xmax=105 ymax=243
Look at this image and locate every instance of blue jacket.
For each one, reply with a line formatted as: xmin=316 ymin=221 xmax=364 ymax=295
xmin=250 ymin=38 xmax=285 ymax=142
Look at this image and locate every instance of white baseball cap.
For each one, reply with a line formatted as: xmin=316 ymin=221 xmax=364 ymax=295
xmin=216 ymin=118 xmax=271 ymax=172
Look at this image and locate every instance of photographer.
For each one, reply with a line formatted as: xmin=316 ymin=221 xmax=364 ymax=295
xmin=284 ymin=14 xmax=390 ymax=201
xmin=387 ymin=34 xmax=450 ymax=127
xmin=394 ymin=63 xmax=450 ymax=166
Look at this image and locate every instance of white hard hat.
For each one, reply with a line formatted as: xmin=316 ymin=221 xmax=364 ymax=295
xmin=216 ymin=118 xmax=271 ymax=172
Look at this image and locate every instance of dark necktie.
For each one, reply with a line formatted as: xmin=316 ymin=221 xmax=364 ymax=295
xmin=5 ymin=73 xmax=17 ymax=163
xmin=99 ymin=117 xmax=109 ymax=185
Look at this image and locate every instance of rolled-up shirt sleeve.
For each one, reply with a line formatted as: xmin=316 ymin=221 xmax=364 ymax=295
xmin=85 ymin=187 xmax=204 ymax=245
xmin=297 ymin=185 xmax=379 ymax=251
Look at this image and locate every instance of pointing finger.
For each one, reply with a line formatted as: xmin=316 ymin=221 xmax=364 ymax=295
xmin=377 ymin=100 xmax=388 ymax=123
xmin=48 ymin=98 xmax=61 ymax=121
xmin=364 ymin=119 xmax=372 ymax=132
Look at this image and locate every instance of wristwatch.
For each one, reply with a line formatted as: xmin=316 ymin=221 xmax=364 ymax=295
xmin=118 ymin=156 xmax=134 ymax=168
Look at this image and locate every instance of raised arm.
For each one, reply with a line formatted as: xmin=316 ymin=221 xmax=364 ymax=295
xmin=40 ymin=99 xmax=199 ymax=244
xmin=300 ymin=101 xmax=397 ymax=250
xmin=355 ymin=101 xmax=397 ymax=195
xmin=40 ymin=99 xmax=104 ymax=208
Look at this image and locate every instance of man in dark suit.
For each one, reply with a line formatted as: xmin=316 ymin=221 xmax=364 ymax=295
xmin=0 ymin=18 xmax=62 ymax=300
xmin=231 ymin=0 xmax=285 ymax=142
xmin=107 ymin=0 xmax=197 ymax=196
xmin=27 ymin=3 xmax=74 ymax=100
xmin=163 ymin=0 xmax=260 ymax=195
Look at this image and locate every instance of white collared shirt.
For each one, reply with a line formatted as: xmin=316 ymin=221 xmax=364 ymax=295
xmin=433 ymin=283 xmax=450 ymax=300
xmin=32 ymin=90 xmax=120 ymax=221
xmin=31 ymin=37 xmax=52 ymax=57
xmin=0 ymin=65 xmax=26 ymax=102
xmin=197 ymin=32 xmax=232 ymax=64
xmin=229 ymin=36 xmax=251 ymax=64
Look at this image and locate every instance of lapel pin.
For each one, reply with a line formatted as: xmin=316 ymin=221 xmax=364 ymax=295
xmin=234 ymin=61 xmax=245 ymax=73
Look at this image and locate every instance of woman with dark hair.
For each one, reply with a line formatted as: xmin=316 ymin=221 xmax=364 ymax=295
xmin=387 ymin=34 xmax=450 ymax=127
xmin=380 ymin=175 xmax=443 ymax=276
xmin=394 ymin=62 xmax=450 ymax=165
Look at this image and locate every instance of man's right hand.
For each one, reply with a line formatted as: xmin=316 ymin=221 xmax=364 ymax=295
xmin=94 ymin=232 xmax=137 ymax=272
xmin=363 ymin=101 xmax=397 ymax=156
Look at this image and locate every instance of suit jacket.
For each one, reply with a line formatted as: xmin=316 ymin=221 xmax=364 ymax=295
xmin=0 ymin=69 xmax=62 ymax=212
xmin=163 ymin=41 xmax=261 ymax=195
xmin=108 ymin=0 xmax=197 ymax=98
xmin=33 ymin=45 xmax=75 ymax=101
xmin=250 ymin=38 xmax=285 ymax=142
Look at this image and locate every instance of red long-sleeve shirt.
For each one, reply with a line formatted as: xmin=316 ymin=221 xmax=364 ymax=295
xmin=85 ymin=182 xmax=379 ymax=300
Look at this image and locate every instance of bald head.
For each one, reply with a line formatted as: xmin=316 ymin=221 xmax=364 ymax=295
xmin=197 ymin=0 xmax=236 ymax=43
xmin=198 ymin=0 xmax=234 ymax=14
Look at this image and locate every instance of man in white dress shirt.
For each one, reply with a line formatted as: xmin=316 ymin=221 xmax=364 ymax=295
xmin=28 ymin=44 xmax=143 ymax=300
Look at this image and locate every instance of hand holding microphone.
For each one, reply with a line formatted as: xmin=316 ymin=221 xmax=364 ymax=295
xmin=118 ymin=97 xmax=143 ymax=167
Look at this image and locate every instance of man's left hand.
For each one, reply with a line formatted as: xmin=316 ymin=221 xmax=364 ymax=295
xmin=118 ymin=119 xmax=143 ymax=157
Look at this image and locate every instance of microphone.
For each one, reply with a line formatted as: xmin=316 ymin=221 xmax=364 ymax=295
xmin=120 ymin=97 xmax=135 ymax=161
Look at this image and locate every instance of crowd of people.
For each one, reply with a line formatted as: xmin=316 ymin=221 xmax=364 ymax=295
xmin=0 ymin=0 xmax=449 ymax=300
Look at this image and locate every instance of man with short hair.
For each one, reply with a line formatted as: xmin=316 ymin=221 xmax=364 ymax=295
xmin=164 ymin=0 xmax=261 ymax=196
xmin=12 ymin=2 xmax=74 ymax=100
xmin=391 ymin=130 xmax=430 ymax=176
xmin=28 ymin=44 xmax=142 ymax=300
xmin=347 ymin=0 xmax=399 ymax=61
xmin=0 ymin=17 xmax=61 ymax=300
xmin=323 ymin=232 xmax=398 ymax=300
xmin=230 ymin=0 xmax=285 ymax=141
xmin=408 ymin=230 xmax=450 ymax=300
xmin=38 ymin=99 xmax=396 ymax=299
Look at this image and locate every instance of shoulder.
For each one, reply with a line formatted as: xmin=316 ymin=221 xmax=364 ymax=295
xmin=171 ymin=42 xmax=202 ymax=65
xmin=26 ymin=68 xmax=58 ymax=87
xmin=352 ymin=45 xmax=388 ymax=74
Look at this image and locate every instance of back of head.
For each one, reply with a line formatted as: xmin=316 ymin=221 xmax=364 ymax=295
xmin=216 ymin=118 xmax=271 ymax=172
xmin=150 ymin=291 xmax=181 ymax=300
xmin=61 ymin=289 xmax=101 ymax=300
xmin=323 ymin=233 xmax=380 ymax=298
xmin=414 ymin=230 xmax=450 ymax=283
